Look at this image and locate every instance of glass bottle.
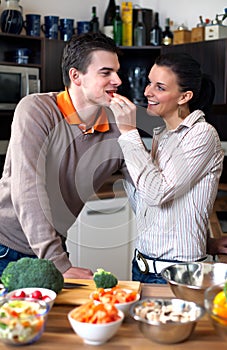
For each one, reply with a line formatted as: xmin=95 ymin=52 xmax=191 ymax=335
xmin=113 ymin=5 xmax=122 ymax=46
xmin=150 ymin=12 xmax=162 ymax=46
xmin=0 ymin=0 xmax=23 ymax=34
xmin=103 ymin=0 xmax=116 ymax=39
xmin=134 ymin=8 xmax=146 ymax=46
xmin=90 ymin=6 xmax=99 ymax=33
xmin=162 ymin=18 xmax=173 ymax=45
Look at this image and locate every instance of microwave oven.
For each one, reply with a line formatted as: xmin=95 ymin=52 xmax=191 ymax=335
xmin=0 ymin=65 xmax=40 ymax=110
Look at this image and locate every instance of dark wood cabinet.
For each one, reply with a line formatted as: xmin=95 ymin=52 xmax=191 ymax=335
xmin=161 ymin=39 xmax=227 ymax=106
xmin=0 ymin=34 xmax=226 ymax=142
xmin=0 ymin=32 xmax=65 ymax=93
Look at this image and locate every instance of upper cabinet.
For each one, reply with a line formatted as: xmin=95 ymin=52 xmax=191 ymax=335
xmin=1 ymin=33 xmax=227 ymax=105
xmin=118 ymin=39 xmax=227 ymax=106
xmin=161 ymin=38 xmax=227 ymax=106
xmin=0 ymin=32 xmax=65 ymax=93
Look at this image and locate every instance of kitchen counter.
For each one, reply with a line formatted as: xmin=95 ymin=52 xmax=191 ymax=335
xmin=5 ymin=280 xmax=226 ymax=349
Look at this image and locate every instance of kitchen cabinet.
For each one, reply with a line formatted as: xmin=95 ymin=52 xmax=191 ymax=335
xmin=66 ymin=196 xmax=137 ymax=280
xmin=0 ymin=32 xmax=65 ymax=93
xmin=161 ymin=38 xmax=227 ymax=105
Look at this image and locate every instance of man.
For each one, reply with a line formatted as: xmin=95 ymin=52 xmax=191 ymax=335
xmin=0 ymin=32 xmax=130 ymax=278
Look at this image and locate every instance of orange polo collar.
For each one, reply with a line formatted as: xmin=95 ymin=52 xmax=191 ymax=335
xmin=57 ymin=89 xmax=109 ymax=133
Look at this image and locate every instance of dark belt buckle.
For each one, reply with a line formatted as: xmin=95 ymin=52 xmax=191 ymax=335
xmin=137 ymin=251 xmax=149 ymax=274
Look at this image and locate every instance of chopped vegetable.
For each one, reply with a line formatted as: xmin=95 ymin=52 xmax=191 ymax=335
xmin=70 ymin=301 xmax=120 ymax=324
xmin=11 ymin=290 xmax=51 ymax=302
xmin=0 ymin=299 xmax=48 ymax=344
xmin=91 ymin=286 xmax=138 ymax=304
xmin=212 ymin=289 xmax=227 ymax=324
xmin=93 ymin=268 xmax=118 ymax=289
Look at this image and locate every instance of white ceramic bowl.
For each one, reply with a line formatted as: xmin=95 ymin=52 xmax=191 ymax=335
xmin=68 ymin=306 xmax=124 ymax=345
xmin=90 ymin=288 xmax=140 ymax=315
xmin=7 ymin=287 xmax=56 ymax=309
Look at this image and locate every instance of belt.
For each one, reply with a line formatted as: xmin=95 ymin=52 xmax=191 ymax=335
xmin=135 ymin=249 xmax=210 ymax=275
xmin=135 ymin=250 xmax=177 ymax=275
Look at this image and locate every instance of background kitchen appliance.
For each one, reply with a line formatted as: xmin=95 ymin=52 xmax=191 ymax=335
xmin=0 ymin=64 xmax=40 ymax=111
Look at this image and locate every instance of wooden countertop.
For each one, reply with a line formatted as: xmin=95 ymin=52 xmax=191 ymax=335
xmin=6 ymin=280 xmax=226 ymax=349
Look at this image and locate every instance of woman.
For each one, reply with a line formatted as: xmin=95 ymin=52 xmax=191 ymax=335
xmin=110 ymin=52 xmax=224 ymax=283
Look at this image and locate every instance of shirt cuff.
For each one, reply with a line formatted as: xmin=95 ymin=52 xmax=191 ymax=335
xmin=118 ymin=129 xmax=144 ymax=146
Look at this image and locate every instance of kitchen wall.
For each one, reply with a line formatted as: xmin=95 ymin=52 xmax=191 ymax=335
xmin=4 ymin=0 xmax=226 ymax=30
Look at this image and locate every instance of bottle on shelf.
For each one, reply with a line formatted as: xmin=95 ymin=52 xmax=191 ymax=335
xmin=90 ymin=6 xmax=99 ymax=33
xmin=122 ymin=1 xmax=133 ymax=46
xmin=134 ymin=8 xmax=146 ymax=46
xmin=113 ymin=5 xmax=122 ymax=46
xmin=162 ymin=18 xmax=173 ymax=45
xmin=150 ymin=12 xmax=162 ymax=46
xmin=103 ymin=0 xmax=116 ymax=39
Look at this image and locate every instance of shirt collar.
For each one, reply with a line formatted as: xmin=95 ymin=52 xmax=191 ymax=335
xmin=56 ymin=89 xmax=109 ymax=133
xmin=153 ymin=110 xmax=205 ymax=136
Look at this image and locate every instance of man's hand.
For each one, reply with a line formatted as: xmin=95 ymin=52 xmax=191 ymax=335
xmin=207 ymin=237 xmax=227 ymax=255
xmin=63 ymin=267 xmax=93 ymax=279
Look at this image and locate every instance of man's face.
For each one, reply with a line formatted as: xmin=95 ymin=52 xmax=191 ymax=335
xmin=78 ymin=50 xmax=122 ymax=107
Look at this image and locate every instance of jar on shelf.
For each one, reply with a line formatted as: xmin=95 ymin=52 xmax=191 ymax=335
xmin=0 ymin=0 xmax=23 ymax=34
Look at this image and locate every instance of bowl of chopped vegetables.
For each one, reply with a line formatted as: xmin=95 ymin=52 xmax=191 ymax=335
xmin=90 ymin=286 xmax=140 ymax=315
xmin=68 ymin=300 xmax=124 ymax=345
xmin=130 ymin=298 xmax=205 ymax=344
xmin=0 ymin=298 xmax=50 ymax=345
xmin=7 ymin=287 xmax=56 ymax=309
xmin=204 ymin=282 xmax=227 ymax=340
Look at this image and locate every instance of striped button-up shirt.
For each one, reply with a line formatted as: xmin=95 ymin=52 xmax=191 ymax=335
xmin=118 ymin=110 xmax=224 ymax=261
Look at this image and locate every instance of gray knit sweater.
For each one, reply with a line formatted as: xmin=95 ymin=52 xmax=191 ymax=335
xmin=0 ymin=92 xmax=129 ymax=273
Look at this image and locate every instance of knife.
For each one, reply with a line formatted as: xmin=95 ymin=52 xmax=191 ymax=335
xmin=63 ymin=282 xmax=88 ymax=289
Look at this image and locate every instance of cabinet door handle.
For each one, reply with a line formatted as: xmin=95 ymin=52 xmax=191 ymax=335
xmin=86 ymin=206 xmax=126 ymax=215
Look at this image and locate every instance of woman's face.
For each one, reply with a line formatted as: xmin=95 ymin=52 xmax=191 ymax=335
xmin=144 ymin=64 xmax=184 ymax=119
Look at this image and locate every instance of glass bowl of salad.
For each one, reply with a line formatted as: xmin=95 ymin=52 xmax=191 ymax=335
xmin=0 ymin=298 xmax=50 ymax=345
xmin=204 ymin=282 xmax=227 ymax=340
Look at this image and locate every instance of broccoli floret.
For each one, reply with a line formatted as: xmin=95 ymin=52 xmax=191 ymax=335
xmin=1 ymin=257 xmax=64 ymax=294
xmin=93 ymin=268 xmax=118 ymax=289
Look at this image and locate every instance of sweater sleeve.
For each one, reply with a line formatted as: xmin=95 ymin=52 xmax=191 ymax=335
xmin=10 ymin=94 xmax=72 ymax=273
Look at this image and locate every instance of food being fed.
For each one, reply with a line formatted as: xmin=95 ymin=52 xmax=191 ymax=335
xmin=93 ymin=268 xmax=118 ymax=289
xmin=91 ymin=286 xmax=138 ymax=304
xmin=70 ymin=301 xmax=121 ymax=324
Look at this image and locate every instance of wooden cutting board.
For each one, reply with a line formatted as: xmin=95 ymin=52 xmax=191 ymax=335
xmin=55 ymin=279 xmax=141 ymax=306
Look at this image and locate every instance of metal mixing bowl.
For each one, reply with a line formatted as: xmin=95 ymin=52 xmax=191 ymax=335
xmin=161 ymin=262 xmax=227 ymax=306
xmin=130 ymin=298 xmax=205 ymax=344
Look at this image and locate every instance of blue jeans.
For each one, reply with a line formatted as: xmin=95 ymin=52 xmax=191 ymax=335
xmin=0 ymin=244 xmax=37 ymax=276
xmin=132 ymin=255 xmax=167 ymax=284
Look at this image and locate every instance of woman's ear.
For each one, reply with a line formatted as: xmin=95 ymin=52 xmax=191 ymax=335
xmin=178 ymin=90 xmax=193 ymax=105
xmin=69 ymin=67 xmax=81 ymax=85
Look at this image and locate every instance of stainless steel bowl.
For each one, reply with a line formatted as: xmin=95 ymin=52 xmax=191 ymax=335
xmin=130 ymin=298 xmax=205 ymax=344
xmin=161 ymin=262 xmax=227 ymax=306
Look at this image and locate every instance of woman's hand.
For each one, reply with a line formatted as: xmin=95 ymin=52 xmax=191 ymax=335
xmin=109 ymin=93 xmax=137 ymax=134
